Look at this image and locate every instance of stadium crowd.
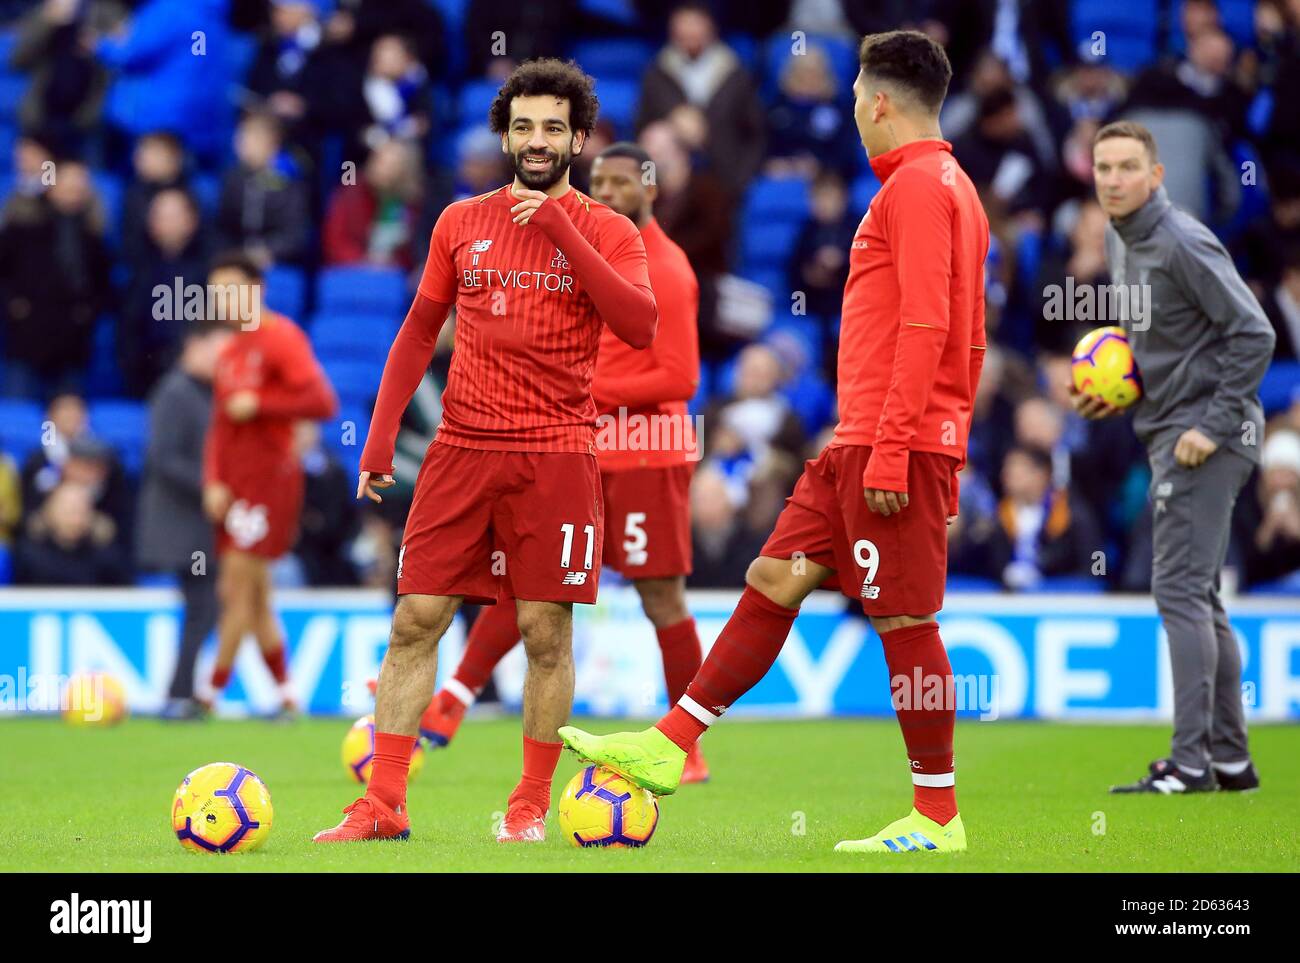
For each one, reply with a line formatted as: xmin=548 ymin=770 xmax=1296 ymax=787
xmin=0 ymin=0 xmax=1298 ymax=594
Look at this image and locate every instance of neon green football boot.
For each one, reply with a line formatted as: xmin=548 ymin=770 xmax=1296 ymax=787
xmin=557 ymin=725 xmax=686 ymax=797
xmin=834 ymin=808 xmax=967 ymax=853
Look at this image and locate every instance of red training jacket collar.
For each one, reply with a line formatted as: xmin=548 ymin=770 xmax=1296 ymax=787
xmin=868 ymin=138 xmax=952 ymax=183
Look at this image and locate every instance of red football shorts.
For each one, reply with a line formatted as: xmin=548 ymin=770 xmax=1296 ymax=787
xmin=398 ymin=442 xmax=604 ymax=605
xmin=600 ymin=463 xmax=693 ymax=579
xmin=761 ymin=444 xmax=956 ymax=616
xmin=215 ymin=460 xmax=303 ymax=559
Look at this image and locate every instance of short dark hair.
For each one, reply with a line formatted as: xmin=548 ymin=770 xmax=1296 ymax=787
xmin=1006 ymin=444 xmax=1053 ymax=475
xmin=597 ymin=141 xmax=652 ymax=169
xmin=1093 ymin=120 xmax=1159 ymax=163
xmin=858 ymin=30 xmax=952 ymax=114
xmin=488 ymin=58 xmax=599 ymax=136
xmin=209 ymin=249 xmax=264 ymax=281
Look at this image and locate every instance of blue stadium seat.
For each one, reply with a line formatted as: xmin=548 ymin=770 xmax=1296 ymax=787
xmin=136 ymin=571 xmax=180 ymax=588
xmin=457 ymin=79 xmax=500 ymax=126
xmin=578 ymin=0 xmax=639 ymax=28
xmin=1260 ymin=362 xmax=1300 ymax=415
xmin=737 ymin=265 xmax=788 ymax=304
xmin=594 ymin=77 xmax=639 ymax=138
xmin=739 ymin=219 xmax=802 ymax=269
xmin=0 ymin=399 xmax=45 ymax=464
xmin=311 ymin=311 xmax=399 ymax=354
xmin=0 ymin=28 xmax=17 ymax=66
xmin=1069 ymin=0 xmax=1158 ymax=72
xmin=83 ymin=314 xmax=125 ymax=399
xmin=190 ymin=171 xmax=221 ymax=216
xmin=321 ymin=358 xmax=383 ymax=407
xmin=1169 ymin=0 xmax=1255 ymax=54
xmin=89 ymin=171 xmax=124 ymax=244
xmin=0 ymin=542 xmax=10 ymax=585
xmin=89 ymin=400 xmax=149 ymax=475
xmin=265 ymin=264 xmax=307 ymax=320
xmin=0 ymin=75 xmax=28 ymax=123
xmin=723 ymin=33 xmax=759 ymax=74
xmin=316 ymin=266 xmax=407 ymax=317
xmin=688 ymin=362 xmax=713 ymax=417
xmin=780 ymin=368 xmax=834 ymax=435
xmin=323 ymin=405 xmax=369 ymax=478
xmin=849 ymin=169 xmax=881 ymax=213
xmin=569 ymin=38 xmax=654 ymax=81
xmin=744 ymin=175 xmax=812 ymax=221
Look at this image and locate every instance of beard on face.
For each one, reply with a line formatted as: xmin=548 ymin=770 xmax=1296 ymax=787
xmin=513 ymin=143 xmax=572 ymax=190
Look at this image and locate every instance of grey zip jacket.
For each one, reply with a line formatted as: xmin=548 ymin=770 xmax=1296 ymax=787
xmin=1103 ymin=185 xmax=1276 ymax=462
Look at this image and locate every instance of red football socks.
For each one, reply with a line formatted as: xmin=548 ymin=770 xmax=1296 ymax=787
xmin=368 ymin=731 xmax=417 ymax=811
xmin=656 ymin=586 xmax=798 ymax=751
xmin=510 ymin=735 xmax=563 ymax=810
xmin=261 ymin=643 xmax=289 ymax=685
xmin=455 ymin=598 xmax=520 ymax=695
xmin=209 ymin=665 xmax=232 ymax=692
xmin=879 ymin=621 xmax=957 ymax=825
xmin=656 ymin=616 xmax=702 ymax=705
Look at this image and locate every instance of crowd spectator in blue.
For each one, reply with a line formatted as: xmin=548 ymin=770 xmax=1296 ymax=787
xmin=765 ymin=45 xmax=861 ymax=180
xmin=91 ymin=0 xmax=233 ymax=167
xmin=787 ymin=169 xmax=856 ymax=359
xmin=241 ymin=0 xmax=342 ymax=153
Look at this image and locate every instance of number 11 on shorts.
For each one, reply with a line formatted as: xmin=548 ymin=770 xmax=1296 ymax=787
xmin=560 ymin=523 xmax=596 ymax=569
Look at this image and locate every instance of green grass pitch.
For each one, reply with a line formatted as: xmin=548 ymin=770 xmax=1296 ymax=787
xmin=3 ymin=716 xmax=1297 ymax=872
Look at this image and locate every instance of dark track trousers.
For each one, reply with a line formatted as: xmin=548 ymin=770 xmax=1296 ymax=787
xmin=1148 ymin=442 xmax=1253 ymax=771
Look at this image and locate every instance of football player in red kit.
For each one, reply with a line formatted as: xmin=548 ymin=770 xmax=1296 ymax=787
xmin=560 ymin=31 xmax=989 ymax=854
xmin=314 ymin=60 xmax=658 ymax=844
xmin=201 ymin=252 xmax=338 ymax=715
xmin=410 ymin=141 xmax=710 ymax=784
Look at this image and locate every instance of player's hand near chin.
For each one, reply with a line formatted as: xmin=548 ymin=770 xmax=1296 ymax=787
xmin=357 ymin=470 xmax=395 ymax=503
xmin=510 ymin=187 xmax=549 ymax=226
xmin=1068 ymin=385 xmax=1121 ymax=420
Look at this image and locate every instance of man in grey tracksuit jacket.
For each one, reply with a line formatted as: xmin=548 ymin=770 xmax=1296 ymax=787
xmin=1084 ymin=123 xmax=1276 ymax=794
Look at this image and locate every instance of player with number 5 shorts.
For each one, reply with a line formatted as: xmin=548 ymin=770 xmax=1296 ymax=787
xmin=558 ymin=30 xmax=989 ymax=855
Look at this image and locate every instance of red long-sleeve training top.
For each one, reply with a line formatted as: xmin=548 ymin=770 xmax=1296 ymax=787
xmin=592 ymin=217 xmax=700 ymax=471
xmin=360 ymin=185 xmax=658 ymax=475
xmin=832 ymin=139 xmax=989 ymax=514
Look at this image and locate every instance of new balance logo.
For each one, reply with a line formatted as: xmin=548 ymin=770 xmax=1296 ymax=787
xmin=468 ymin=239 xmax=493 ymax=253
xmin=562 ymin=572 xmax=587 ymax=585
xmin=860 ymin=583 xmax=880 ymax=600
